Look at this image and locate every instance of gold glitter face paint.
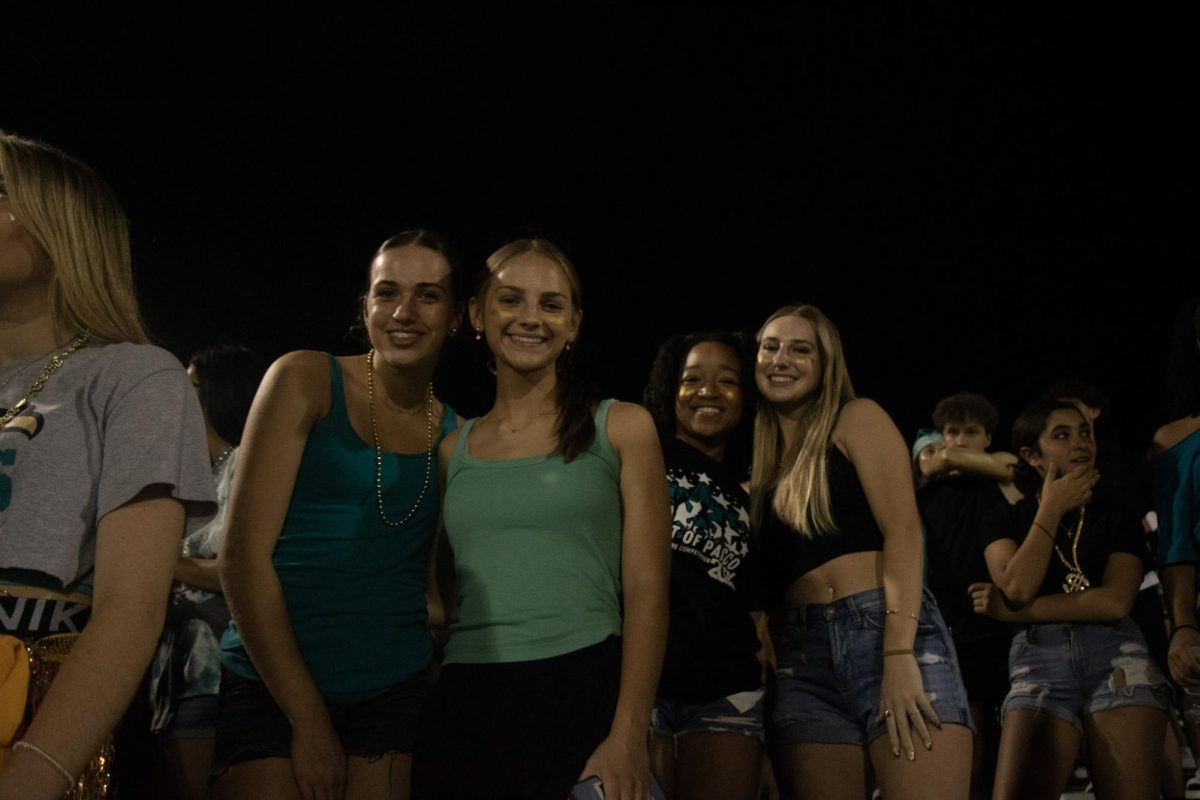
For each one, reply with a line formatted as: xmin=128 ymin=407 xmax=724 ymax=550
xmin=673 ymin=341 xmax=744 ymax=457
xmin=756 ymin=349 xmax=811 ymax=367
xmin=755 ymin=316 xmax=822 ymax=410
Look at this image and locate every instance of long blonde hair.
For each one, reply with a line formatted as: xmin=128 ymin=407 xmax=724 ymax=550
xmin=0 ymin=130 xmax=147 ymax=344
xmin=750 ymin=304 xmax=855 ymax=536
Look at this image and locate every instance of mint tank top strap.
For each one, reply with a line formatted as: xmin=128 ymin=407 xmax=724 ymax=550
xmin=590 ymin=398 xmax=619 ymax=470
xmin=446 ymin=415 xmax=477 ymax=484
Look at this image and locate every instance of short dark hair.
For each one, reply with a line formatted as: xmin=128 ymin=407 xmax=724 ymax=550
xmin=189 ymin=343 xmax=266 ymax=446
xmin=931 ymin=393 xmax=999 ymax=436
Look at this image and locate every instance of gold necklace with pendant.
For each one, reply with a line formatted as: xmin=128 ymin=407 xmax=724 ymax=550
xmin=1052 ymin=506 xmax=1090 ymax=593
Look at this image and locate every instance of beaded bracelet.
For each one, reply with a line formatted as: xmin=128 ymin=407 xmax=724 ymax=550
xmin=12 ymin=740 xmax=74 ymax=791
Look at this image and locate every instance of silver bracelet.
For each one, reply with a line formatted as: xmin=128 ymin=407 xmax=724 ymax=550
xmin=12 ymin=740 xmax=75 ymax=791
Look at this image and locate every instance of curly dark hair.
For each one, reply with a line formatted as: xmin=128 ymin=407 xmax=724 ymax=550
xmin=931 ymin=392 xmax=1000 ymax=436
xmin=642 ymin=330 xmax=754 ymax=475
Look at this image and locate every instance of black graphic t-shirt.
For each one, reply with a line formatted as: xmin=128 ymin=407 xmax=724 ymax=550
xmin=657 ymin=438 xmax=763 ymax=703
xmin=979 ymin=494 xmax=1147 ymax=599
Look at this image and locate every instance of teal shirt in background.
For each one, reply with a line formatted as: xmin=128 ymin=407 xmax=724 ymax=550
xmin=1158 ymin=426 xmax=1200 ymax=568
xmin=221 ymin=354 xmax=456 ymax=703
xmin=443 ymin=399 xmax=623 ymax=664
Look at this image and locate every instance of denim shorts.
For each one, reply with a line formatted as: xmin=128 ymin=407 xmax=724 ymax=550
xmin=1003 ymin=618 xmax=1170 ymax=731
xmin=164 ymin=695 xmax=219 ymax=740
xmin=212 ymin=669 xmax=428 ymax=777
xmin=772 ymin=587 xmax=973 ymax=747
xmin=651 ymin=689 xmax=765 ymax=743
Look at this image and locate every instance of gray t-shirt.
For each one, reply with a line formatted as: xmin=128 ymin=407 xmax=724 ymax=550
xmin=0 ymin=342 xmax=216 ymax=593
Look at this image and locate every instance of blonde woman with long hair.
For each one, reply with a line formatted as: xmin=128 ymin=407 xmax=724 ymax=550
xmin=752 ymin=305 xmax=971 ymax=799
xmin=0 ymin=130 xmax=214 ymax=798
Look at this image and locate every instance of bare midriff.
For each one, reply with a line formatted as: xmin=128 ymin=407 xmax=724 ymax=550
xmin=783 ymin=550 xmax=883 ymax=606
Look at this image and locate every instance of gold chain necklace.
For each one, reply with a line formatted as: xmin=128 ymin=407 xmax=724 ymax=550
xmin=365 ymin=349 xmax=434 ymax=527
xmin=0 ymin=330 xmax=92 ymax=427
xmin=0 ymin=352 xmax=45 ymax=392
xmin=1053 ymin=505 xmax=1090 ymax=593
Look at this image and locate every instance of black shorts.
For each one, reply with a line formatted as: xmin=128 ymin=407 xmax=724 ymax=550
xmin=211 ymin=669 xmax=428 ymax=777
xmin=412 ymin=636 xmax=621 ymax=800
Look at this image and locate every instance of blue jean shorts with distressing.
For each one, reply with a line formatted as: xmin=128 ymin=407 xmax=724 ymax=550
xmin=772 ymin=587 xmax=973 ymax=747
xmin=651 ymin=688 xmax=765 ymax=743
xmin=1003 ymin=617 xmax=1170 ymax=731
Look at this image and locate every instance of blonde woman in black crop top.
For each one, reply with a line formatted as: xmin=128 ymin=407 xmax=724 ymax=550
xmin=751 ymin=305 xmax=972 ymax=800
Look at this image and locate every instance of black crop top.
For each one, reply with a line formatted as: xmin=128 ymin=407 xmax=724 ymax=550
xmin=760 ymin=444 xmax=885 ymax=602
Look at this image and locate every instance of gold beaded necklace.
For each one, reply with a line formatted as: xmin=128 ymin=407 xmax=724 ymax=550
xmin=0 ymin=329 xmax=91 ymax=427
xmin=365 ymin=349 xmax=434 ymax=527
xmin=1053 ymin=506 xmax=1090 ymax=593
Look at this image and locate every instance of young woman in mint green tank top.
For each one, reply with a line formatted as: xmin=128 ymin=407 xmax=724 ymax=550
xmin=415 ymin=239 xmax=670 ymax=800
xmin=215 ymin=231 xmax=461 ymax=800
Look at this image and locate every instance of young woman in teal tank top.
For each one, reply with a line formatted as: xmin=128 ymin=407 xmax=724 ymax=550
xmin=215 ymin=231 xmax=461 ymax=800
xmin=414 ymin=239 xmax=671 ymax=800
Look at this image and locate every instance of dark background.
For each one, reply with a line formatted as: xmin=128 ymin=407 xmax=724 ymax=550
xmin=3 ymin=9 xmax=1193 ymax=450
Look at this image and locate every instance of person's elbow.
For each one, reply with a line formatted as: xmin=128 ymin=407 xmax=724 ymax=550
xmin=1103 ymin=587 xmax=1137 ymax=622
xmin=993 ymin=574 xmax=1037 ymax=608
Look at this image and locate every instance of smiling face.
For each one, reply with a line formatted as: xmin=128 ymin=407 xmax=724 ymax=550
xmin=363 ymin=244 xmax=455 ymax=371
xmin=674 ymin=340 xmax=743 ymax=458
xmin=470 ymin=252 xmax=581 ymax=374
xmin=1022 ymin=407 xmax=1096 ymax=475
xmin=755 ymin=315 xmax=823 ymax=415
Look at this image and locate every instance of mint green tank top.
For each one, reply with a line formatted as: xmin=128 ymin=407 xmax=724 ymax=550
xmin=221 ymin=354 xmax=457 ymax=702
xmin=442 ymin=399 xmax=623 ymax=664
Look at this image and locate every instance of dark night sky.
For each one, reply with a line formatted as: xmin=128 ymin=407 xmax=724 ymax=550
xmin=3 ymin=9 xmax=1194 ymax=450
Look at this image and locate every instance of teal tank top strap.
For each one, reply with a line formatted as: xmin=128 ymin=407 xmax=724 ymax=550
xmin=438 ymin=404 xmax=459 ymax=441
xmin=321 ymin=352 xmax=355 ymax=439
xmin=324 ymin=352 xmax=345 ymax=409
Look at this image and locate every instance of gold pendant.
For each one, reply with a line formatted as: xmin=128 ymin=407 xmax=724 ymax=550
xmin=1062 ymin=571 xmax=1091 ymax=593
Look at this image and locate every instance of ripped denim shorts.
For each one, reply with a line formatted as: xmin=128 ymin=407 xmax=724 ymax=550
xmin=651 ymin=688 xmax=765 ymax=743
xmin=771 ymin=587 xmax=973 ymax=747
xmin=1003 ymin=617 xmax=1170 ymax=730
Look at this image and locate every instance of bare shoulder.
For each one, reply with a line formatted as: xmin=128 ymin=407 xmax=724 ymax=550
xmin=272 ymin=349 xmax=332 ymax=382
xmin=1152 ymin=416 xmax=1200 ymax=457
xmin=259 ymin=350 xmax=333 ymax=418
xmin=833 ymin=398 xmax=898 ymax=444
xmin=604 ymin=400 xmax=657 ymax=448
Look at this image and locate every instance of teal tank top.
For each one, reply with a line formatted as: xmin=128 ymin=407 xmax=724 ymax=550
xmin=221 ymin=354 xmax=457 ymax=703
xmin=442 ymin=398 xmax=623 ymax=664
